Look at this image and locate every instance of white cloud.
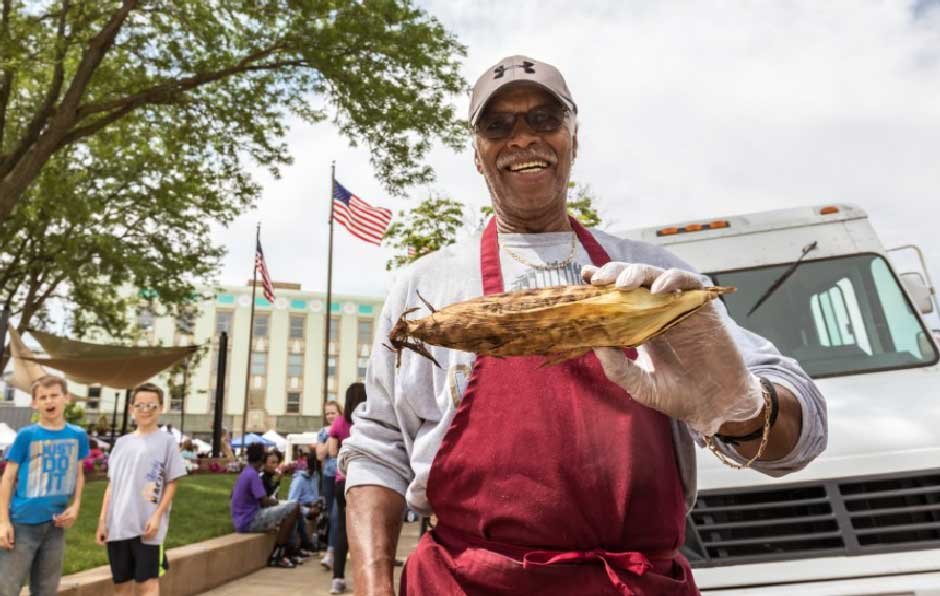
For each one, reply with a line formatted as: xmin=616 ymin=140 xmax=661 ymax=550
xmin=213 ymin=0 xmax=940 ymax=299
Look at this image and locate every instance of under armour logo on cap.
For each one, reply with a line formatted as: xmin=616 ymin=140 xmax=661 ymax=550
xmin=469 ymin=55 xmax=578 ymax=126
xmin=493 ymin=61 xmax=536 ymax=79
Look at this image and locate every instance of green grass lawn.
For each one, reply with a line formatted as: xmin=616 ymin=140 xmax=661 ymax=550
xmin=64 ymin=474 xmax=239 ymax=575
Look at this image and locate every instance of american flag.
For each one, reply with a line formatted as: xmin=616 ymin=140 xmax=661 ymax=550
xmin=255 ymin=239 xmax=275 ymax=303
xmin=332 ymin=181 xmax=392 ymax=246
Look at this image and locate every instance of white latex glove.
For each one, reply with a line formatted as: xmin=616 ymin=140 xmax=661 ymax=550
xmin=582 ymin=262 xmax=764 ymax=436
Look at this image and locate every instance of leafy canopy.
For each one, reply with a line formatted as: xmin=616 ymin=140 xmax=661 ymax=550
xmin=385 ymin=182 xmax=604 ymax=269
xmin=0 ymin=0 xmax=467 ymax=222
xmin=0 ymin=0 xmax=466 ymax=351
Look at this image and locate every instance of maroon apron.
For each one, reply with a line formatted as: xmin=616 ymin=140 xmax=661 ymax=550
xmin=401 ymin=218 xmax=698 ymax=596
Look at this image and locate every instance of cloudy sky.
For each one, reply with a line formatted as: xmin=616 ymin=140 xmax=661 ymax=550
xmin=212 ymin=0 xmax=940 ymax=299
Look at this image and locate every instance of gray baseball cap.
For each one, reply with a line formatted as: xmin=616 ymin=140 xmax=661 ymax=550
xmin=468 ymin=55 xmax=578 ymax=126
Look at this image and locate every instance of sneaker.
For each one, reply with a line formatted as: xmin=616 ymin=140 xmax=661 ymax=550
xmin=320 ymin=552 xmax=334 ymax=569
xmin=268 ymin=555 xmax=296 ymax=569
xmin=330 ymin=578 xmax=347 ymax=594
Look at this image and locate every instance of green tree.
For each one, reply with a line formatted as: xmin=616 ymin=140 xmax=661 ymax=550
xmin=386 ymin=182 xmax=604 ymax=270
xmin=0 ymin=0 xmax=467 ymax=361
xmin=95 ymin=414 xmax=111 ymax=435
xmin=565 ymin=182 xmax=602 ymax=228
xmin=30 ymin=401 xmax=85 ymax=425
xmin=0 ymin=0 xmax=467 ymax=224
xmin=65 ymin=401 xmax=85 ymax=426
xmin=384 ymin=196 xmax=466 ymax=270
xmin=478 ymin=181 xmax=602 ymax=228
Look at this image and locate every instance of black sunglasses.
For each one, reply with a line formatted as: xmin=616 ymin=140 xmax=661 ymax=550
xmin=475 ymin=104 xmax=568 ymax=140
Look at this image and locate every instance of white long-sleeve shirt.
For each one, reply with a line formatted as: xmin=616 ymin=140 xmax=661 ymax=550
xmin=339 ymin=228 xmax=828 ymax=514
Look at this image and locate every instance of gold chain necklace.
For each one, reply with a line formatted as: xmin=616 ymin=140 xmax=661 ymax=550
xmin=500 ymin=233 xmax=577 ymax=271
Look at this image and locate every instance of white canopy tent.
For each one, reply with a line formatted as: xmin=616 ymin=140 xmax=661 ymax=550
xmin=0 ymin=423 xmax=17 ymax=450
xmin=262 ymin=429 xmax=288 ymax=453
xmin=192 ymin=438 xmax=212 ymax=455
xmin=160 ymin=425 xmax=183 ymax=444
xmin=284 ymin=432 xmax=319 ymax=463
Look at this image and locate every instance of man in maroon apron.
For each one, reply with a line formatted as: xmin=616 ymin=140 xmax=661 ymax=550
xmin=340 ymin=56 xmax=824 ymax=595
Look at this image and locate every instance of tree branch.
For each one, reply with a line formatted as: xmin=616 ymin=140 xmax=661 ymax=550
xmin=0 ymin=0 xmax=71 ymax=178
xmin=0 ymin=0 xmax=13 ymax=151
xmin=0 ymin=0 xmax=138 ymax=223
xmin=61 ymin=58 xmax=307 ymax=147
xmin=76 ymin=47 xmax=297 ymax=118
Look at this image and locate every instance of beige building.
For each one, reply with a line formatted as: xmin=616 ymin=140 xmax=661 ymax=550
xmin=74 ymin=282 xmax=385 ymax=437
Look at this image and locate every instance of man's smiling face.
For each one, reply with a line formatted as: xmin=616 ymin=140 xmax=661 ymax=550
xmin=33 ymin=384 xmax=68 ymax=426
xmin=474 ymin=84 xmax=577 ymax=230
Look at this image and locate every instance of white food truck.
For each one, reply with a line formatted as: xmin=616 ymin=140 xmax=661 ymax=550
xmin=619 ymin=204 xmax=940 ymax=595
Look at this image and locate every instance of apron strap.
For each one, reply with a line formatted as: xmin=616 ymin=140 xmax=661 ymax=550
xmin=523 ymin=549 xmax=653 ymax=596
xmin=434 ymin=523 xmax=673 ymax=596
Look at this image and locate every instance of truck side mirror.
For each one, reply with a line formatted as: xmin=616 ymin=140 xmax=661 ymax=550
xmin=900 ymin=272 xmax=934 ymax=314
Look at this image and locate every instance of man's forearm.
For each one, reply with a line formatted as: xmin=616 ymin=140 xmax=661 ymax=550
xmin=347 ymin=485 xmax=406 ymax=596
xmin=717 ymin=382 xmax=802 ymax=460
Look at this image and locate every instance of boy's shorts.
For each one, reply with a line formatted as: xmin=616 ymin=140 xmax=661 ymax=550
xmin=107 ymin=536 xmax=168 ymax=583
xmin=246 ymin=501 xmax=296 ymax=532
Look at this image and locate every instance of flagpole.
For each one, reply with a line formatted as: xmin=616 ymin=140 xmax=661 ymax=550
xmin=240 ymin=222 xmax=261 ymax=454
xmin=321 ymin=162 xmax=336 ymax=418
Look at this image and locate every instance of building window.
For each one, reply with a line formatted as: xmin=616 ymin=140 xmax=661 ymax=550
xmin=87 ymin=386 xmax=101 ymax=410
xmin=286 ymin=392 xmax=301 ymax=414
xmin=3 ymin=384 xmax=13 ymax=402
xmin=215 ymin=310 xmax=233 ymax=336
xmin=328 ymin=316 xmax=340 ymax=354
xmin=136 ymin=305 xmax=155 ymax=332
xmin=327 ymin=356 xmax=337 ymax=378
xmin=169 ymin=386 xmax=184 ymax=412
xmin=253 ymin=314 xmax=269 ymax=338
xmin=287 ymin=353 xmax=303 ymax=378
xmin=357 ymin=357 xmax=369 ymax=381
xmin=175 ymin=307 xmax=196 ymax=335
xmin=327 ymin=355 xmax=337 ymax=392
xmin=251 ymin=351 xmax=267 ymax=376
xmin=289 ymin=314 xmax=305 ymax=339
xmin=357 ymin=319 xmax=373 ymax=345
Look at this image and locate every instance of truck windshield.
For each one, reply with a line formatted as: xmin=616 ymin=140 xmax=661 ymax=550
xmin=709 ymin=253 xmax=938 ymax=378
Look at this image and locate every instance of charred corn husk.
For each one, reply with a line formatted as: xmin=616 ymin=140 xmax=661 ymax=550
xmin=387 ymin=284 xmax=734 ymax=367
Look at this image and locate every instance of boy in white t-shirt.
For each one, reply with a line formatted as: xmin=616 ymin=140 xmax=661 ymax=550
xmin=96 ymin=383 xmax=186 ymax=595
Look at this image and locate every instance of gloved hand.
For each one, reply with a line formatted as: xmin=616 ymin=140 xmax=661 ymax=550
xmin=582 ymin=262 xmax=764 ymax=436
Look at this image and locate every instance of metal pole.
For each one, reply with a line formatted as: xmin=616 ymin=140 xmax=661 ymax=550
xmin=120 ymin=388 xmax=131 ymax=435
xmin=321 ymin=162 xmax=336 ymax=415
xmin=179 ymin=357 xmax=189 ymax=443
xmin=212 ymin=331 xmax=228 ymax=458
xmin=240 ymin=223 xmax=261 ymax=452
xmin=0 ymin=307 xmax=9 ymax=367
xmin=110 ymin=391 xmax=120 ymax=443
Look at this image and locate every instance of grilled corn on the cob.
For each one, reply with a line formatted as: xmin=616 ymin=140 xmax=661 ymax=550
xmin=387 ymin=284 xmax=734 ymax=367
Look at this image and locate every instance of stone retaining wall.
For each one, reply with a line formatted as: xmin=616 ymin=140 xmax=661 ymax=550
xmin=24 ymin=531 xmax=276 ymax=596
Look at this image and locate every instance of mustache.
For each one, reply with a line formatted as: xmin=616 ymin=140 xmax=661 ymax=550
xmin=496 ymin=147 xmax=557 ymax=169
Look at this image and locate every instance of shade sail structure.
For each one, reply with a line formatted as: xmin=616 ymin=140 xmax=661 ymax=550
xmin=7 ymin=325 xmax=49 ymax=392
xmin=9 ymin=325 xmax=198 ymax=389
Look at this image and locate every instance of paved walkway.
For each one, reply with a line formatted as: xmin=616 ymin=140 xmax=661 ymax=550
xmin=201 ymin=521 xmax=422 ymax=595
